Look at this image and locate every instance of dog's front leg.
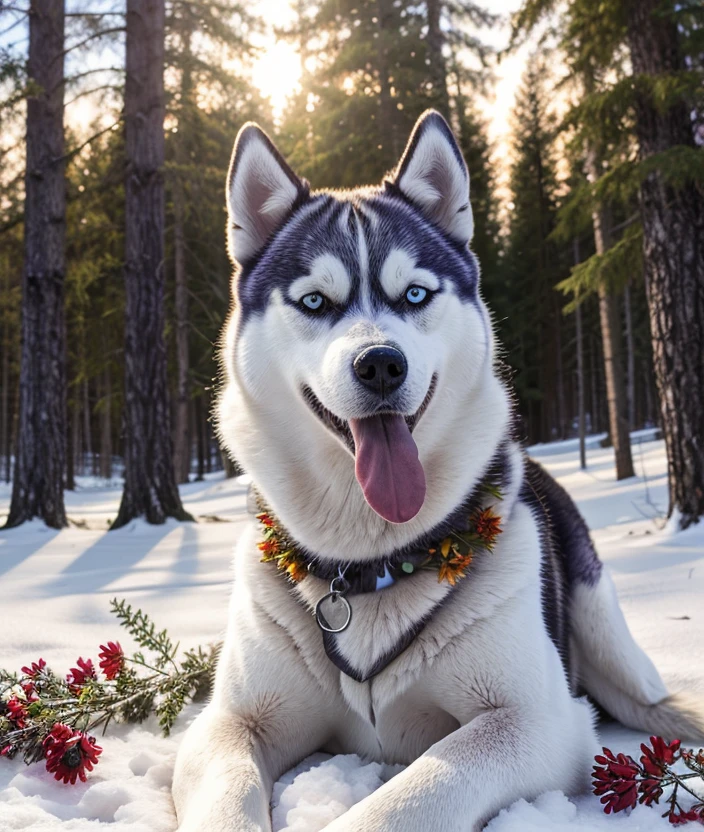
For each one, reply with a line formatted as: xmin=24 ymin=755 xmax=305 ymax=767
xmin=173 ymin=703 xmax=276 ymax=832
xmin=323 ymin=701 xmax=595 ymax=832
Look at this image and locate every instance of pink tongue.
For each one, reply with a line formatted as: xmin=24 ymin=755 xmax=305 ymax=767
xmin=349 ymin=414 xmax=426 ymax=524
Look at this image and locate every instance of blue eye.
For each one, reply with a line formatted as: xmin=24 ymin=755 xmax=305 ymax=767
xmin=405 ymin=286 xmax=428 ymax=305
xmin=301 ymin=293 xmax=326 ymax=311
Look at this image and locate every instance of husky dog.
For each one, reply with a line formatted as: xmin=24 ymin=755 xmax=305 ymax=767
xmin=173 ymin=111 xmax=703 ymax=832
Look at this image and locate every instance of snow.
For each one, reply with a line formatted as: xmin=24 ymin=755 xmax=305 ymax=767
xmin=1 ymin=438 xmax=703 ymax=831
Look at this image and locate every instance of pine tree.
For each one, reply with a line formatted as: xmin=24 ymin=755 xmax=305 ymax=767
xmin=113 ymin=0 xmax=191 ymax=527
xmin=514 ymin=0 xmax=704 ymax=524
xmin=6 ymin=0 xmax=67 ymax=529
xmin=623 ymin=0 xmax=704 ymax=527
xmin=164 ymin=0 xmax=268 ymax=482
xmin=498 ymin=54 xmax=567 ymax=443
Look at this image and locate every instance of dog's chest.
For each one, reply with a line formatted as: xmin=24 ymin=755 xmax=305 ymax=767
xmin=331 ymin=675 xmax=463 ymax=764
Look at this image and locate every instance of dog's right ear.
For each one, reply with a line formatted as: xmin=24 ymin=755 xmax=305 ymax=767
xmin=226 ymin=123 xmax=305 ymax=266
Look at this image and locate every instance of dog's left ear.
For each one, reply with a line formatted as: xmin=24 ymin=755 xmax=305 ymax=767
xmin=392 ymin=110 xmax=473 ymax=245
xmin=226 ymin=123 xmax=306 ymax=266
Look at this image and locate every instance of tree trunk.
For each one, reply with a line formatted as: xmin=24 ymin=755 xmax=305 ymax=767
xmin=113 ymin=0 xmax=192 ymax=528
xmin=71 ymin=398 xmax=80 ymax=477
xmin=172 ymin=178 xmax=190 ymax=484
xmin=172 ymin=7 xmax=192 ymax=485
xmin=589 ymin=332 xmax=599 ymax=434
xmin=587 ymin=151 xmax=634 ymax=480
xmin=6 ymin=0 xmax=67 ymax=529
xmin=625 ymin=0 xmax=704 ymax=528
xmin=83 ymin=378 xmax=93 ymax=475
xmin=99 ymin=365 xmax=112 ymax=479
xmin=195 ymin=394 xmax=205 ymax=482
xmin=623 ymin=281 xmax=635 ymax=430
xmin=425 ymin=0 xmax=450 ymax=120
xmin=65 ymin=402 xmax=74 ymax=491
xmin=554 ymin=294 xmax=567 ymax=440
xmin=222 ymin=448 xmax=237 ymax=479
xmin=574 ymin=238 xmax=586 ymax=469
xmin=1 ymin=271 xmax=9 ymax=484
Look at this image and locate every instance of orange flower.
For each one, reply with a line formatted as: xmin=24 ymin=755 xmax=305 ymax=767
xmin=450 ymin=551 xmax=472 ymax=570
xmin=277 ymin=552 xmax=308 ymax=583
xmin=437 ymin=555 xmax=470 ymax=585
xmin=257 ymin=539 xmax=279 ymax=560
xmin=474 ymin=508 xmax=502 ymax=547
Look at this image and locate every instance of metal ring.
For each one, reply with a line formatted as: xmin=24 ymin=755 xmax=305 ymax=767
xmin=329 ymin=576 xmax=349 ymax=594
xmin=315 ymin=592 xmax=352 ymax=633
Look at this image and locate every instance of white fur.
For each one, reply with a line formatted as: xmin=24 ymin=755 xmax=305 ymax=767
xmin=379 ymin=249 xmax=441 ymax=300
xmin=289 ymin=255 xmax=352 ymax=306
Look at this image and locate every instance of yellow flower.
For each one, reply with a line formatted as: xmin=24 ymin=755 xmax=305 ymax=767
xmin=277 ymin=552 xmax=308 ymax=583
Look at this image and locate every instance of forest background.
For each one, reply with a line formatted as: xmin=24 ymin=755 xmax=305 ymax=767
xmin=0 ymin=0 xmax=702 ymax=531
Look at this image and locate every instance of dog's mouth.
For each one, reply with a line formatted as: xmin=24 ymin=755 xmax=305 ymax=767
xmin=301 ymin=376 xmax=436 ymax=524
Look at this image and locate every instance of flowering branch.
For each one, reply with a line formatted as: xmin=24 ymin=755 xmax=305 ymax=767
xmin=0 ymin=599 xmax=219 ymax=785
xmin=593 ymin=736 xmax=704 ymax=825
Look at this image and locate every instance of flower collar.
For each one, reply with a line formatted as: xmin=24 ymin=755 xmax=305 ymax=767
xmin=255 ymin=477 xmax=503 ymax=592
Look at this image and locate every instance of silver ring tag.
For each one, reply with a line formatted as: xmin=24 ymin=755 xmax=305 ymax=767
xmin=315 ymin=577 xmax=352 ymax=633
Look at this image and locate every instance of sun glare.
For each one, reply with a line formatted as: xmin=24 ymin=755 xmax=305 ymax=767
xmin=252 ymin=38 xmax=302 ymax=121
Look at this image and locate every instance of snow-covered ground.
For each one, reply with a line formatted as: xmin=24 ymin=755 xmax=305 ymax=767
xmin=1 ymin=437 xmax=702 ymax=831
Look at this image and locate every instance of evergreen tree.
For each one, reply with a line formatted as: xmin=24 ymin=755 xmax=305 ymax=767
xmin=498 ymin=54 xmax=567 ymax=443
xmin=280 ymin=0 xmax=495 ymax=188
xmin=165 ymin=0 xmax=269 ymax=482
xmin=7 ymin=0 xmax=68 ymax=529
xmin=514 ymin=0 xmax=704 ymax=525
xmin=114 ymin=0 xmax=191 ymax=527
xmin=624 ymin=0 xmax=704 ymax=527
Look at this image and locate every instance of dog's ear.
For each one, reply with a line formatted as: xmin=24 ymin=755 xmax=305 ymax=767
xmin=392 ymin=110 xmax=473 ymax=245
xmin=226 ymin=123 xmax=306 ymax=266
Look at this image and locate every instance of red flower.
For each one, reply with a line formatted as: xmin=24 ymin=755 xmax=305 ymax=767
xmin=593 ymin=747 xmax=640 ymax=814
xmin=66 ymin=658 xmax=96 ymax=692
xmin=0 ymin=744 xmax=15 ymax=758
xmin=257 ymin=539 xmax=279 ymax=558
xmin=473 ymin=508 xmax=502 ymax=547
xmin=638 ymin=776 xmax=663 ymax=806
xmin=641 ymin=736 xmax=681 ymax=776
xmin=6 ymin=697 xmax=28 ymax=728
xmin=98 ymin=641 xmax=124 ymax=680
xmin=256 ymin=512 xmax=274 ymax=528
xmin=43 ymin=723 xmax=102 ymax=785
xmin=669 ymin=807 xmax=703 ymax=825
xmin=21 ymin=659 xmax=46 ymax=678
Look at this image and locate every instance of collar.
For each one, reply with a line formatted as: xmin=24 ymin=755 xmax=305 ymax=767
xmin=254 ymin=463 xmax=506 ymax=682
xmin=256 ymin=476 xmax=503 ymax=594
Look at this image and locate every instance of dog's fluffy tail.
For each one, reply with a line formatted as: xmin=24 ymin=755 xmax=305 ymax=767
xmin=572 ymin=570 xmax=704 ymax=745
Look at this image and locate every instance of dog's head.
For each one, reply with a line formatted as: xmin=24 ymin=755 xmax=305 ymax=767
xmin=218 ymin=111 xmax=509 ymax=555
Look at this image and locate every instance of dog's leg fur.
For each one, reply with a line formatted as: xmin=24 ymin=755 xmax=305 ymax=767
xmin=173 ymin=534 xmax=341 ymax=832
xmin=322 ymin=698 xmax=596 ymax=832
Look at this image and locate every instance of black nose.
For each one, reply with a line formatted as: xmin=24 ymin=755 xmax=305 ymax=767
xmin=353 ymin=345 xmax=408 ymax=398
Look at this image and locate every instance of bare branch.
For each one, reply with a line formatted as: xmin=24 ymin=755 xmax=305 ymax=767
xmin=0 ymin=12 xmax=27 ymax=37
xmin=67 ymin=66 xmax=125 ymax=85
xmin=65 ymin=84 xmax=121 ymax=108
xmin=61 ymin=26 xmax=125 ymax=60
xmin=54 ymin=120 xmax=121 ymax=165
xmin=65 ymin=11 xmax=124 ymax=17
